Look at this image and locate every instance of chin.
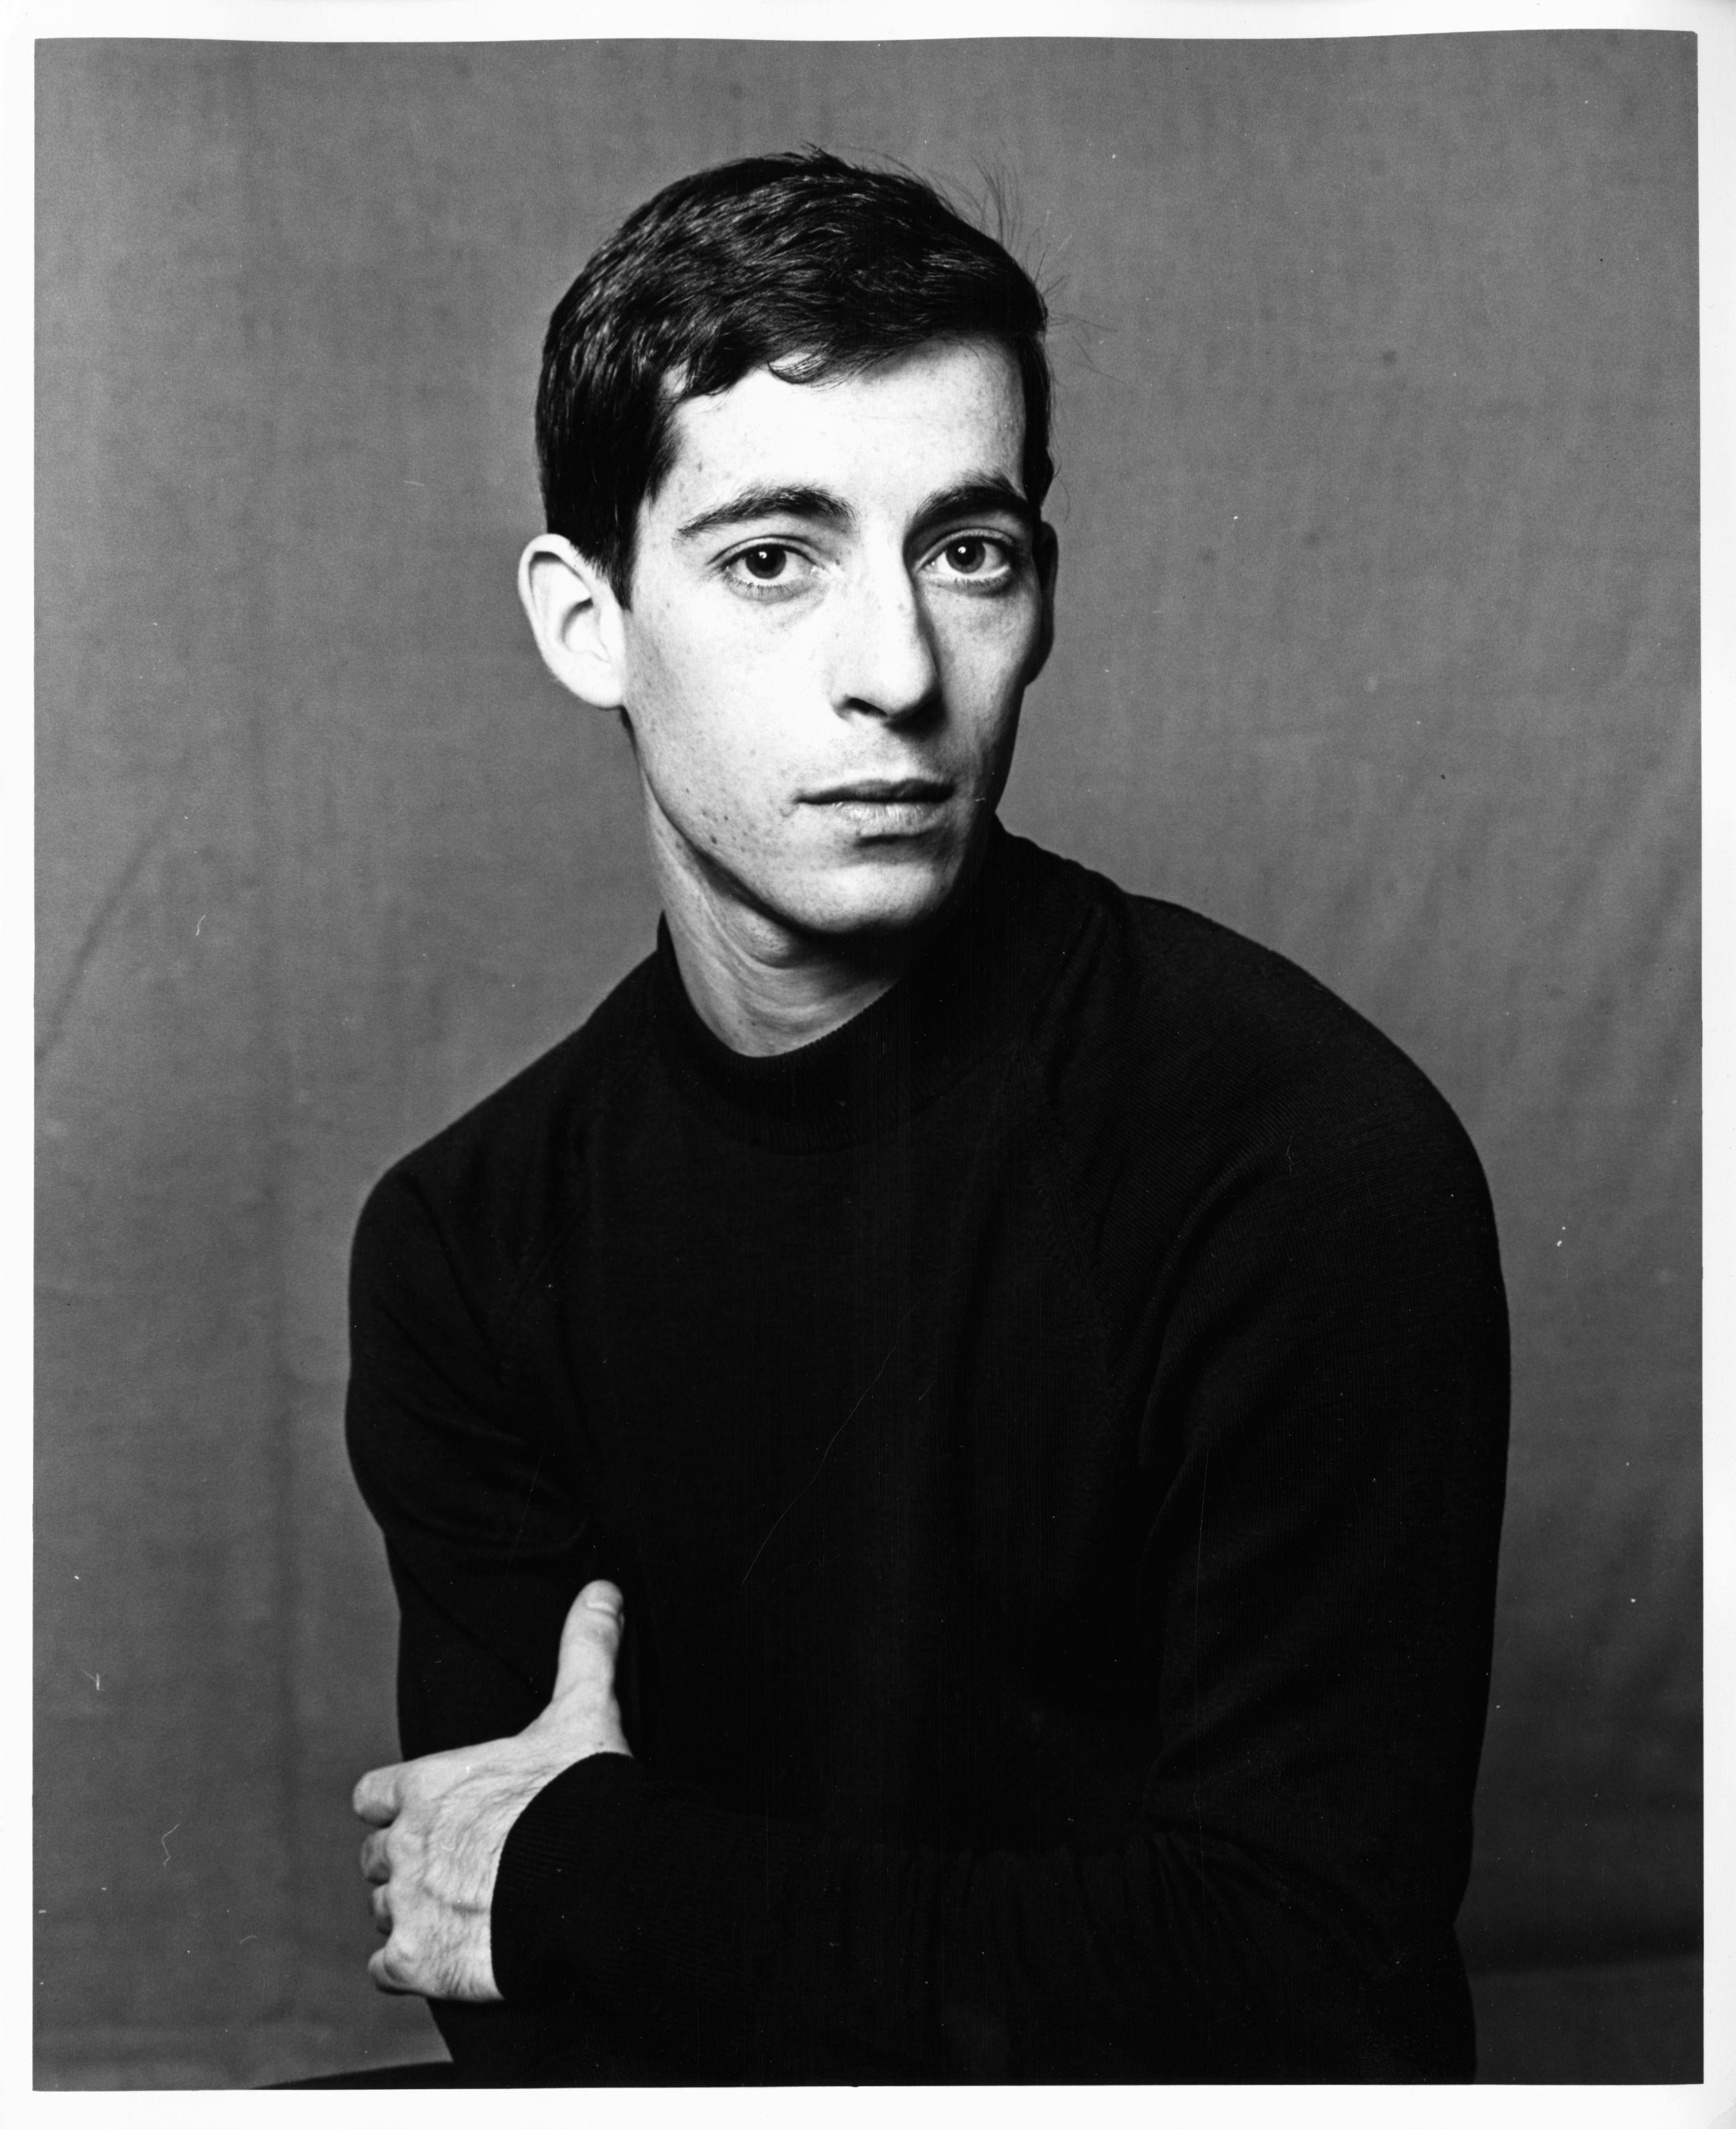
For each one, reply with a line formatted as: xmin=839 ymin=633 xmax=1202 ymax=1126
xmin=785 ymin=845 xmax=965 ymax=940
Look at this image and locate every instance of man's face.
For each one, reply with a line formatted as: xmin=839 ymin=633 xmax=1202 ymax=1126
xmin=613 ymin=337 xmax=1053 ymax=943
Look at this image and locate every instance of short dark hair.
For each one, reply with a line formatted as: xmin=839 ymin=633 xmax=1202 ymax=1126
xmin=535 ymin=149 xmax=1053 ymax=600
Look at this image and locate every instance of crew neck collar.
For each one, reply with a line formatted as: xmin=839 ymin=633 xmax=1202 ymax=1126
xmin=647 ymin=824 xmax=1089 ymax=1152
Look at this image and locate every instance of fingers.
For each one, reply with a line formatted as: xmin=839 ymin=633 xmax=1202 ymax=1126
xmin=550 ymin=1578 xmax=625 ymax=1703
xmin=369 ymin=1943 xmax=416 ymax=1995
xmin=351 ymin=1763 xmax=404 ymax=1827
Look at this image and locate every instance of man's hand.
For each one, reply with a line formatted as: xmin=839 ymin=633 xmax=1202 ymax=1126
xmin=353 ymin=1578 xmax=629 ymax=2001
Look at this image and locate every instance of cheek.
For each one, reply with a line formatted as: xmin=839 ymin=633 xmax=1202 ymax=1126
xmin=624 ymin=610 xmax=733 ymax=764
xmin=940 ymin=597 xmax=1044 ymax=714
xmin=624 ymin=613 xmax=802 ymax=822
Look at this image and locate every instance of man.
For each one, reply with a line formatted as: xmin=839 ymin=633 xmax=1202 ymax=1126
xmin=347 ymin=150 xmax=1507 ymax=2084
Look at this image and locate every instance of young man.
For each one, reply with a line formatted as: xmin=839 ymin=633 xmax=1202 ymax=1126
xmin=347 ymin=152 xmax=1508 ymax=2084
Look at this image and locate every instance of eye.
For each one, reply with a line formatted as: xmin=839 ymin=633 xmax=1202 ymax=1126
xmin=924 ymin=532 xmax=1019 ymax=588
xmin=721 ymin=541 xmax=819 ymax=598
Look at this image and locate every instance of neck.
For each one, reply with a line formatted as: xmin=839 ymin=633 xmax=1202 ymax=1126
xmin=666 ymin=905 xmax=908 ymax=1057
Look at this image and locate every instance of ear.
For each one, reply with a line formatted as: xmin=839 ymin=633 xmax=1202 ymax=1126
xmin=1025 ymin=523 xmax=1059 ymax=686
xmin=518 ymin=534 xmax=628 ymax=711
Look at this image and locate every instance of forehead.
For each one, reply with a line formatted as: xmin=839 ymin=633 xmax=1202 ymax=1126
xmin=653 ymin=339 xmax=1028 ymax=518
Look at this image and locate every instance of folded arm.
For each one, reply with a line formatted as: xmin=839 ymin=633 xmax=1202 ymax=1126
xmin=348 ymin=1111 xmax=1508 ymax=2081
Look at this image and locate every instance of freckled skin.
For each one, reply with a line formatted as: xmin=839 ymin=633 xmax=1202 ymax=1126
xmin=618 ymin=339 xmax=1054 ymax=955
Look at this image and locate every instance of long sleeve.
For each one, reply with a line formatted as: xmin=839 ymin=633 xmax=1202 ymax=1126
xmin=346 ymin=1162 xmax=628 ymax=2082
xmin=347 ymin=1166 xmax=597 ymax=1748
xmin=487 ymin=1069 xmax=1510 ymax=2082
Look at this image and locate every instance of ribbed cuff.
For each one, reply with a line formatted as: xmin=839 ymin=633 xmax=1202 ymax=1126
xmin=491 ymin=1751 xmax=645 ymax=2004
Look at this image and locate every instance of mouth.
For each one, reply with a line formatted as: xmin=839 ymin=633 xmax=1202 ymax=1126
xmin=804 ymin=778 xmax=954 ymax=805
xmin=801 ymin=778 xmax=957 ymax=839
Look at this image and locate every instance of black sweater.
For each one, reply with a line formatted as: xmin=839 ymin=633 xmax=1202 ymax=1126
xmin=346 ymin=826 xmax=1508 ymax=2084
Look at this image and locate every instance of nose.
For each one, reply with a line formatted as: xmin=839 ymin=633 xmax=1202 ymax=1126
xmin=829 ymin=558 xmax=941 ymax=723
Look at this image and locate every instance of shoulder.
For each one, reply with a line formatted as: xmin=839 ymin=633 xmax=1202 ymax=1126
xmin=1001 ymin=843 xmax=1506 ymax=1410
xmin=1009 ymin=838 xmax=1499 ymax=1264
xmin=1135 ymin=891 xmax=1472 ymax=1153
xmin=351 ymin=951 xmax=658 ymax=1337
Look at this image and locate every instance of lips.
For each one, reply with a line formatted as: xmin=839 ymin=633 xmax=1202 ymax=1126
xmin=804 ymin=778 xmax=953 ymax=804
xmin=801 ymin=777 xmax=956 ymax=839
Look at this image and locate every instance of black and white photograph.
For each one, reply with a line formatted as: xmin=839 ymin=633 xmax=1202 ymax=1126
xmin=30 ymin=2 xmax=1712 ymax=2096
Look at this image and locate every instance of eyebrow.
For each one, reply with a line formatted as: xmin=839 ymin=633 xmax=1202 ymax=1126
xmin=912 ymin=476 xmax=1037 ymax=540
xmin=675 ymin=485 xmax=851 ymax=541
xmin=674 ymin=472 xmax=1036 ymax=544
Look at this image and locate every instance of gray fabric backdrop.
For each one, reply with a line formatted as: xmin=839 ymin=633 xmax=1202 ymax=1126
xmin=34 ymin=33 xmax=1699 ymax=2087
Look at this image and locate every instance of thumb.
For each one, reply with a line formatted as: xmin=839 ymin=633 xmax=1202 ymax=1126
xmin=549 ymin=1578 xmax=625 ymax=1708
